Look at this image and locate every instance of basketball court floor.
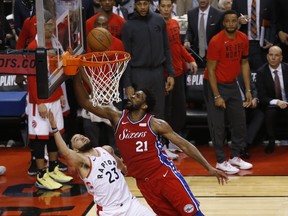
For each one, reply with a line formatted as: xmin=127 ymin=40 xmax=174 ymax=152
xmin=0 ymin=144 xmax=287 ymax=216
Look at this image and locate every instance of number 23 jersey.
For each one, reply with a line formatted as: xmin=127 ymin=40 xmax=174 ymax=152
xmin=81 ymin=147 xmax=132 ymax=207
xmin=115 ymin=110 xmax=170 ymax=179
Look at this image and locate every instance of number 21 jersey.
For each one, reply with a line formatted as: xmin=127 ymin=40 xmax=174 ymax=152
xmin=115 ymin=110 xmax=169 ymax=179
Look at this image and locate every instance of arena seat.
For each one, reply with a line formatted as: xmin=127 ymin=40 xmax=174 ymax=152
xmin=185 ymin=68 xmax=208 ymax=128
xmin=0 ymin=91 xmax=27 ymax=146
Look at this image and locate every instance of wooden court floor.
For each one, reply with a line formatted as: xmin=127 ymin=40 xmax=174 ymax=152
xmin=0 ymin=144 xmax=288 ymax=216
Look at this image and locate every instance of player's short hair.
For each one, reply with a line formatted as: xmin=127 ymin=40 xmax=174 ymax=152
xmin=141 ymin=88 xmax=156 ymax=113
xmin=223 ymin=9 xmax=238 ymax=19
xmin=158 ymin=0 xmax=175 ymax=5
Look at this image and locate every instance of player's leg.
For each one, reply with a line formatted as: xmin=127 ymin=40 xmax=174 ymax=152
xmin=33 ymin=138 xmax=62 ymax=190
xmin=136 ymin=177 xmax=180 ymax=216
xmin=27 ymin=102 xmax=61 ymax=190
xmin=226 ymin=85 xmax=252 ymax=169
xmin=160 ymin=169 xmax=204 ymax=216
xmin=27 ymin=141 xmax=37 ymax=176
xmin=46 ymin=137 xmax=73 ymax=183
xmin=25 ymin=97 xmax=38 ymax=176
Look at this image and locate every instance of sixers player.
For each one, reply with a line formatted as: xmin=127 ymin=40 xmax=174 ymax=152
xmin=74 ymin=72 xmax=228 ymax=216
xmin=48 ymin=111 xmax=155 ymax=216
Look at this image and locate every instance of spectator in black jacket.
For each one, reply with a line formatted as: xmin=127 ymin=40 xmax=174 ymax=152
xmin=121 ymin=0 xmax=175 ymax=120
xmin=274 ymin=0 xmax=288 ymax=62
xmin=184 ymin=0 xmax=223 ymax=67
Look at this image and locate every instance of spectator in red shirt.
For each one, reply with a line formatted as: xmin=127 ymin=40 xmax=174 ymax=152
xmin=86 ymin=15 xmax=124 ymax=53
xmin=86 ymin=0 xmax=126 ymax=39
xmin=158 ymin=0 xmax=198 ymax=157
xmin=16 ymin=16 xmax=36 ymax=49
xmin=204 ymin=10 xmax=253 ymax=175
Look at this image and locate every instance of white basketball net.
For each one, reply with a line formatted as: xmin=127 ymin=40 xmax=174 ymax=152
xmin=81 ymin=52 xmax=130 ymax=106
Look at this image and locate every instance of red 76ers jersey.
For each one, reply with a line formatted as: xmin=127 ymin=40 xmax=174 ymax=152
xmin=115 ymin=110 xmax=170 ymax=179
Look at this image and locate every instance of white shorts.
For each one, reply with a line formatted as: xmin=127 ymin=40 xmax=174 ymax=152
xmin=27 ymin=100 xmax=64 ymax=139
xmin=98 ymin=196 xmax=156 ymax=216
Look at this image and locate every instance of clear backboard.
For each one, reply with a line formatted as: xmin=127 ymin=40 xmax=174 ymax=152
xmin=35 ymin=0 xmax=85 ymax=98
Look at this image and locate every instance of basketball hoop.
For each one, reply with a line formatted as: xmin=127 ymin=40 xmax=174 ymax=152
xmin=62 ymin=51 xmax=130 ymax=106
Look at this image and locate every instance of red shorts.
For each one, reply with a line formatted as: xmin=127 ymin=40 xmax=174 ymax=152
xmin=136 ymin=165 xmax=203 ymax=216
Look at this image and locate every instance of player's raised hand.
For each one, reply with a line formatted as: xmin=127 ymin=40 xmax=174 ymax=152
xmin=125 ymin=86 xmax=135 ymax=100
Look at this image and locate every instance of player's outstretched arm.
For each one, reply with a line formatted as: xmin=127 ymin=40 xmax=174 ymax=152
xmin=73 ymin=71 xmax=121 ymax=127
xmin=151 ymin=117 xmax=229 ymax=185
xmin=48 ymin=110 xmax=89 ymax=168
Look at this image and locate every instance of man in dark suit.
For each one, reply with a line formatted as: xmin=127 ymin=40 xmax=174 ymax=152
xmin=232 ymin=0 xmax=276 ymax=71
xmin=256 ymin=46 xmax=288 ymax=153
xmin=274 ymin=0 xmax=288 ymax=62
xmin=184 ymin=0 xmax=223 ymax=67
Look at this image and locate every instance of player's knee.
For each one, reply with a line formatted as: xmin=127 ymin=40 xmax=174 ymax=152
xmin=46 ymin=138 xmax=58 ymax=153
xmin=32 ymin=139 xmax=46 ymax=159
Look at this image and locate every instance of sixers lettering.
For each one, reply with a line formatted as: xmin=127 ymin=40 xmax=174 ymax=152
xmin=74 ymin=73 xmax=228 ymax=216
xmin=119 ymin=128 xmax=147 ymax=140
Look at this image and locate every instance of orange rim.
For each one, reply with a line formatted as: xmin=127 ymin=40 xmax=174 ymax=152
xmin=62 ymin=51 xmax=131 ymax=75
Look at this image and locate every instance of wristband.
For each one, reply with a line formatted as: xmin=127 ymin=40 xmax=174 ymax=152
xmin=214 ymin=95 xmax=221 ymax=100
xmin=51 ymin=127 xmax=58 ymax=133
xmin=246 ymin=89 xmax=251 ymax=92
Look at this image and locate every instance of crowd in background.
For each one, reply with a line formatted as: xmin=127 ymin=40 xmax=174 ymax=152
xmin=0 ymin=0 xmax=287 ymax=177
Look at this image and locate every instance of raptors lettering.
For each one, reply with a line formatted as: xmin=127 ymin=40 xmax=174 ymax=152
xmin=97 ymin=159 xmax=118 ymax=181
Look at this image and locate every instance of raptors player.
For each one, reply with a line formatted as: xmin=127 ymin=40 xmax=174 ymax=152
xmin=48 ymin=111 xmax=155 ymax=216
xmin=74 ymin=72 xmax=228 ymax=216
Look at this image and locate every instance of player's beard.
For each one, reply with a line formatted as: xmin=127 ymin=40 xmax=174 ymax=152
xmin=226 ymin=27 xmax=237 ymax=34
xmin=78 ymin=142 xmax=94 ymax=152
xmin=125 ymin=101 xmax=141 ymax=111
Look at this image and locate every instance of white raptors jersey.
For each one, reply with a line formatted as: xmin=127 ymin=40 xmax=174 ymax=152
xmin=81 ymin=147 xmax=132 ymax=208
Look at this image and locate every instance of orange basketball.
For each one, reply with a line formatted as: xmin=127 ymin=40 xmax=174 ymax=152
xmin=87 ymin=27 xmax=112 ymax=52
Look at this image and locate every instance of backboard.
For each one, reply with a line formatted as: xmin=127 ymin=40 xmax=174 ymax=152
xmin=35 ymin=0 xmax=85 ymax=98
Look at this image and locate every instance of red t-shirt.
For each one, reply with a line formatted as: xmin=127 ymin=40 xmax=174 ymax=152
xmin=16 ymin=16 xmax=37 ymax=49
xmin=166 ymin=19 xmax=195 ymax=77
xmin=86 ymin=35 xmax=124 ymax=52
xmin=115 ymin=110 xmax=170 ymax=179
xmin=204 ymin=30 xmax=249 ymax=83
xmin=27 ymin=40 xmax=63 ymax=104
xmin=86 ymin=13 xmax=125 ymax=39
xmin=109 ymin=36 xmax=124 ymax=51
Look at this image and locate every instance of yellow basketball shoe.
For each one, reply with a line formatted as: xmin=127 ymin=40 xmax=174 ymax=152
xmin=35 ymin=171 xmax=63 ymax=190
xmin=49 ymin=165 xmax=73 ymax=183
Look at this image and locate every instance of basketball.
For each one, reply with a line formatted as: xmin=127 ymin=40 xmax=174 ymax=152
xmin=87 ymin=27 xmax=112 ymax=52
